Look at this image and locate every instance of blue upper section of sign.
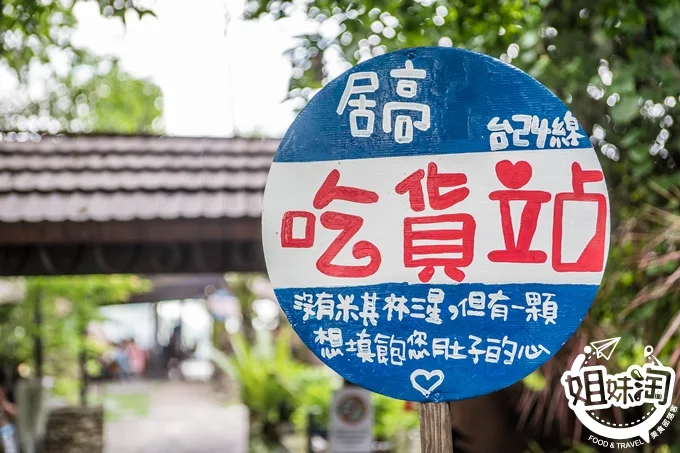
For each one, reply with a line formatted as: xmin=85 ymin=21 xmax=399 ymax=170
xmin=275 ymin=47 xmax=590 ymax=163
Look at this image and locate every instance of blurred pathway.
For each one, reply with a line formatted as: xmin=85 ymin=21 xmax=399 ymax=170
xmin=103 ymin=380 xmax=247 ymax=453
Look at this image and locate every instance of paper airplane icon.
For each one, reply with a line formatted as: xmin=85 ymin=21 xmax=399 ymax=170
xmin=590 ymin=337 xmax=621 ymax=360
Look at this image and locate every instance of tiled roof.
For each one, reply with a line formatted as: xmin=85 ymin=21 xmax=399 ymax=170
xmin=0 ymin=134 xmax=277 ymax=222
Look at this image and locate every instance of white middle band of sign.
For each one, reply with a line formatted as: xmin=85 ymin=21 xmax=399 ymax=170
xmin=263 ymin=148 xmax=610 ymax=289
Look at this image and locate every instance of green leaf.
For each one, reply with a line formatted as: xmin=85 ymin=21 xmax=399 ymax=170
xmin=609 ymin=71 xmax=636 ymax=94
xmin=631 ymin=159 xmax=655 ymax=180
xmin=619 ymin=129 xmax=644 ymax=149
xmin=628 ymin=145 xmax=650 ymax=163
xmin=610 ymin=96 xmax=640 ymax=124
xmin=522 ymin=370 xmax=546 ymax=391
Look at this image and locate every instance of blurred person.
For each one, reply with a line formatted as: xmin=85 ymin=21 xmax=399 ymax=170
xmin=125 ymin=338 xmax=146 ymax=377
xmin=100 ymin=341 xmax=120 ymax=379
xmin=113 ymin=341 xmax=132 ymax=379
xmin=165 ymin=325 xmax=187 ymax=361
xmin=162 ymin=325 xmax=198 ymax=379
xmin=0 ymin=383 xmax=18 ymax=453
xmin=162 ymin=325 xmax=183 ymax=376
xmin=169 ymin=325 xmax=182 ymax=358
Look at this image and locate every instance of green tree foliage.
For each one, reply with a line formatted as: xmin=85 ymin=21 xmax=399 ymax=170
xmin=0 ymin=276 xmax=149 ymax=400
xmin=0 ymin=0 xmax=162 ymax=134
xmin=225 ymin=273 xmax=260 ymax=344
xmin=244 ymin=0 xmax=678 ymax=185
xmin=74 ymin=61 xmax=163 ymax=134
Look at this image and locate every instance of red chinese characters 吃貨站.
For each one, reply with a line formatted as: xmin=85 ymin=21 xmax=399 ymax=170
xmin=280 ymin=169 xmax=381 ymax=278
xmin=396 ymin=162 xmax=476 ymax=283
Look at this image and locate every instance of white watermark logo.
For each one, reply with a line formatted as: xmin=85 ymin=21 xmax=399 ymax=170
xmin=560 ymin=337 xmax=676 ymax=449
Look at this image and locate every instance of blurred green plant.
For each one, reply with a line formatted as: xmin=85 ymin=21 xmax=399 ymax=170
xmin=214 ymin=326 xmax=420 ymax=450
xmin=213 ymin=328 xmax=300 ymax=448
xmin=288 ymin=365 xmax=338 ymax=433
xmin=0 ymin=0 xmax=162 ymax=134
xmin=224 ymin=273 xmax=261 ymax=344
xmin=0 ymin=275 xmax=150 ymax=402
xmin=373 ymin=394 xmax=419 ymax=443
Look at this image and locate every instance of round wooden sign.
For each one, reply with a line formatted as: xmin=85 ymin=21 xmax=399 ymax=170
xmin=262 ymin=47 xmax=610 ymax=402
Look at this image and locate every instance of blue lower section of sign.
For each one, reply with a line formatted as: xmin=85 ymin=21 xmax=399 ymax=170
xmin=275 ymin=282 xmax=598 ymax=402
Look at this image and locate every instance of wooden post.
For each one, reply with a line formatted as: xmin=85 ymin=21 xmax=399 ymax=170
xmin=79 ymin=317 xmax=88 ymax=407
xmin=33 ymin=289 xmax=43 ymax=379
xmin=150 ymin=302 xmax=162 ymax=377
xmin=306 ymin=410 xmax=314 ymax=453
xmin=419 ymin=402 xmax=453 ymax=453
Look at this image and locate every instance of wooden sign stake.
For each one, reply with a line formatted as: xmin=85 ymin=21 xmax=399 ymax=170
xmin=419 ymin=402 xmax=453 ymax=453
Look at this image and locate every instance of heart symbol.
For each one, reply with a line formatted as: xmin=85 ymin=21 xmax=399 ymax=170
xmin=495 ymin=160 xmax=532 ymax=189
xmin=410 ymin=369 xmax=445 ymax=398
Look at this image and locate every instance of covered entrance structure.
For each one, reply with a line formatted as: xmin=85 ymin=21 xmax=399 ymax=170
xmin=0 ymin=134 xmax=276 ymax=276
xmin=0 ymin=135 xmax=278 ymax=453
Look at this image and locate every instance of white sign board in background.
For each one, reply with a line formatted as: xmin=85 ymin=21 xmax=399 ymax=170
xmin=329 ymin=386 xmax=373 ymax=453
